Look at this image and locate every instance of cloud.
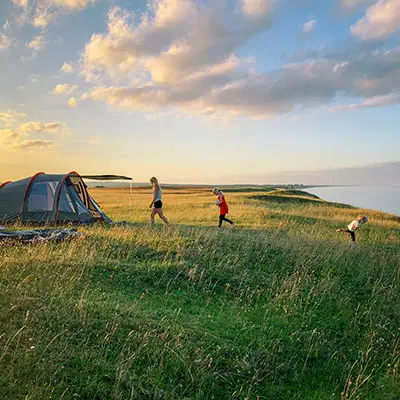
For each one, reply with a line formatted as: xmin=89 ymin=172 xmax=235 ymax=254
xmin=242 ymin=0 xmax=275 ymax=19
xmin=0 ymin=110 xmax=26 ymax=127
xmin=303 ymin=19 xmax=316 ymax=34
xmin=19 ymin=121 xmax=62 ymax=133
xmin=81 ymin=2 xmax=276 ymax=83
xmin=0 ymin=129 xmax=22 ymax=146
xmin=14 ymin=139 xmax=53 ymax=150
xmin=0 ymin=128 xmax=53 ymax=151
xmin=73 ymin=1 xmax=400 ymax=119
xmin=340 ymin=0 xmax=374 ymax=12
xmin=13 ymin=0 xmax=97 ymax=30
xmin=68 ymin=97 xmax=78 ymax=108
xmin=52 ymin=0 xmax=96 ymax=11
xmin=12 ymin=0 xmax=29 ymax=8
xmin=330 ymin=94 xmax=400 ymax=111
xmin=0 ymin=33 xmax=11 ymax=50
xmin=0 ymin=115 xmax=66 ymax=151
xmin=61 ymin=62 xmax=74 ymax=73
xmin=51 ymin=83 xmax=78 ymax=95
xmin=82 ymin=45 xmax=400 ymax=118
xmin=32 ymin=9 xmax=56 ymax=29
xmin=298 ymin=19 xmax=316 ymax=40
xmin=351 ymin=0 xmax=400 ymax=40
xmin=26 ymin=35 xmax=47 ymax=51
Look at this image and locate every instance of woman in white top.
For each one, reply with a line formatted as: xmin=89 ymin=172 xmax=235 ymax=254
xmin=336 ymin=215 xmax=368 ymax=242
xmin=149 ymin=177 xmax=169 ymax=226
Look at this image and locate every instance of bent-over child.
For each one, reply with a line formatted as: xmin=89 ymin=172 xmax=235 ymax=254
xmin=336 ymin=215 xmax=368 ymax=242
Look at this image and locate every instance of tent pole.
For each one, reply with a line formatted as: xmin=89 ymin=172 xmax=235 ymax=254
xmin=129 ymin=180 xmax=133 ymax=220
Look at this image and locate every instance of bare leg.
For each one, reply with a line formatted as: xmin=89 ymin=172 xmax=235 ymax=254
xmin=156 ymin=209 xmax=169 ymax=225
xmin=150 ymin=208 xmax=157 ymax=225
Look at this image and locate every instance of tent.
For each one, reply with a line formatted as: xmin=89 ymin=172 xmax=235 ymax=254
xmin=0 ymin=171 xmax=133 ymax=225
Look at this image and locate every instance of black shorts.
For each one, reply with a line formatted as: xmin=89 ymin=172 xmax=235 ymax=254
xmin=154 ymin=200 xmax=163 ymax=209
xmin=345 ymin=229 xmax=356 ymax=242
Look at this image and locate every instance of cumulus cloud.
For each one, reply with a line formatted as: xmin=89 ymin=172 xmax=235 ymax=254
xmin=52 ymin=0 xmax=96 ymax=11
xmin=0 ymin=33 xmax=11 ymax=50
xmin=71 ymin=1 xmax=400 ymax=119
xmin=0 ymin=128 xmax=53 ymax=150
xmin=68 ymin=97 xmax=78 ymax=108
xmin=0 ymin=110 xmax=26 ymax=127
xmin=81 ymin=1 xmax=276 ymax=83
xmin=32 ymin=9 xmax=56 ymax=29
xmin=26 ymin=35 xmax=47 ymax=51
xmin=0 ymin=129 xmax=22 ymax=146
xmin=351 ymin=0 xmax=400 ymax=40
xmin=61 ymin=62 xmax=74 ymax=73
xmin=81 ymin=45 xmax=400 ymax=118
xmin=0 ymin=114 xmax=67 ymax=151
xmin=242 ymin=0 xmax=275 ymax=19
xmin=51 ymin=83 xmax=78 ymax=95
xmin=13 ymin=0 xmax=97 ymax=30
xmin=12 ymin=0 xmax=29 ymax=8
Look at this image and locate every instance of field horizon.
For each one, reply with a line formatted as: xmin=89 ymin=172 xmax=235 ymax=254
xmin=1 ymin=187 xmax=399 ymax=399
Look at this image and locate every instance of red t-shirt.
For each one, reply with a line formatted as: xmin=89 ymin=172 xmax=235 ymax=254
xmin=218 ymin=193 xmax=229 ymax=215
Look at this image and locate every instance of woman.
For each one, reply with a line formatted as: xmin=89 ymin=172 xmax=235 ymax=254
xmin=212 ymin=187 xmax=236 ymax=228
xmin=149 ymin=177 xmax=169 ymax=226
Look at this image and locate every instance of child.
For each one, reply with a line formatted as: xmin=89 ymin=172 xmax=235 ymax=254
xmin=212 ymin=187 xmax=236 ymax=228
xmin=336 ymin=215 xmax=368 ymax=242
xmin=149 ymin=177 xmax=169 ymax=226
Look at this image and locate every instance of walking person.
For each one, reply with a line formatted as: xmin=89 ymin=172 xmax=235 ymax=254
xmin=149 ymin=177 xmax=169 ymax=226
xmin=336 ymin=215 xmax=368 ymax=242
xmin=212 ymin=187 xmax=236 ymax=229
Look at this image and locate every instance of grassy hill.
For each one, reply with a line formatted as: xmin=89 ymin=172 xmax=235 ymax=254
xmin=0 ymin=188 xmax=399 ymax=399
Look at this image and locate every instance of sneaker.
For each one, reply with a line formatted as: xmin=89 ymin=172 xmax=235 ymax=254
xmin=232 ymin=222 xmax=236 ymax=228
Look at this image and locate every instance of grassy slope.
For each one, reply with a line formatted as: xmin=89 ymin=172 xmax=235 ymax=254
xmin=0 ymin=188 xmax=399 ymax=400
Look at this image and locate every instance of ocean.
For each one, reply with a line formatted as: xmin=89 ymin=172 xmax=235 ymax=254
xmin=307 ymin=186 xmax=400 ymax=216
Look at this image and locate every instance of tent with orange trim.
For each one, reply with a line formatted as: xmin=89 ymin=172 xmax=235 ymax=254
xmin=0 ymin=171 xmax=132 ymax=225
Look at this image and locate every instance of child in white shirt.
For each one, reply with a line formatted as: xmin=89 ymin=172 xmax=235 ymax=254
xmin=336 ymin=215 xmax=368 ymax=242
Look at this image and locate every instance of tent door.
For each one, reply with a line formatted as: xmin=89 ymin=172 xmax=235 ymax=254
xmin=69 ymin=176 xmax=102 ymax=220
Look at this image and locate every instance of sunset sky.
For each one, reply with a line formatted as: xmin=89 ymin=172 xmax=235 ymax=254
xmin=0 ymin=0 xmax=399 ymax=183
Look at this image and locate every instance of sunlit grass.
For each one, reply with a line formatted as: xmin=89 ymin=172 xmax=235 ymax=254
xmin=0 ymin=187 xmax=399 ymax=399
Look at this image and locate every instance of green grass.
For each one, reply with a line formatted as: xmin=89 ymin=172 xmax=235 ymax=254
xmin=0 ymin=188 xmax=399 ymax=399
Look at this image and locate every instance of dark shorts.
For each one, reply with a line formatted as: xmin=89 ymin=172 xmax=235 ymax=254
xmin=154 ymin=200 xmax=163 ymax=209
xmin=345 ymin=228 xmax=356 ymax=242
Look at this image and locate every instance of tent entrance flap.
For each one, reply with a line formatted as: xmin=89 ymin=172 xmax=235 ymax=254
xmin=69 ymin=175 xmax=103 ymax=220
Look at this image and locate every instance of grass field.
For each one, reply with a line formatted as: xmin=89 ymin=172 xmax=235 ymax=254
xmin=1 ymin=187 xmax=399 ymax=400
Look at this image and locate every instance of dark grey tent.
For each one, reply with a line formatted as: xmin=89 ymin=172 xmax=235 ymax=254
xmin=0 ymin=171 xmax=132 ymax=225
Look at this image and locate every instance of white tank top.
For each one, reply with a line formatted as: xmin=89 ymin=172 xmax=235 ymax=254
xmin=153 ymin=185 xmax=162 ymax=202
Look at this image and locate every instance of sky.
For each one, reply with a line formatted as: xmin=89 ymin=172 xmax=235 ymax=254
xmin=0 ymin=0 xmax=399 ymax=184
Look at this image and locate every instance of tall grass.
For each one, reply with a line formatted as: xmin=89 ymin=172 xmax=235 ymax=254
xmin=0 ymin=188 xmax=399 ymax=399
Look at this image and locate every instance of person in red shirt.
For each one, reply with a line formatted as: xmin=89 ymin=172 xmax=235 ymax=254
xmin=212 ymin=187 xmax=236 ymax=228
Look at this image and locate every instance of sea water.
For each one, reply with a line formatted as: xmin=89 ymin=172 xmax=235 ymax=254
xmin=307 ymin=186 xmax=400 ymax=216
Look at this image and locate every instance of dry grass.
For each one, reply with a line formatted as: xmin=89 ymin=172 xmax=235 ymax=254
xmin=0 ymin=187 xmax=399 ymax=399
